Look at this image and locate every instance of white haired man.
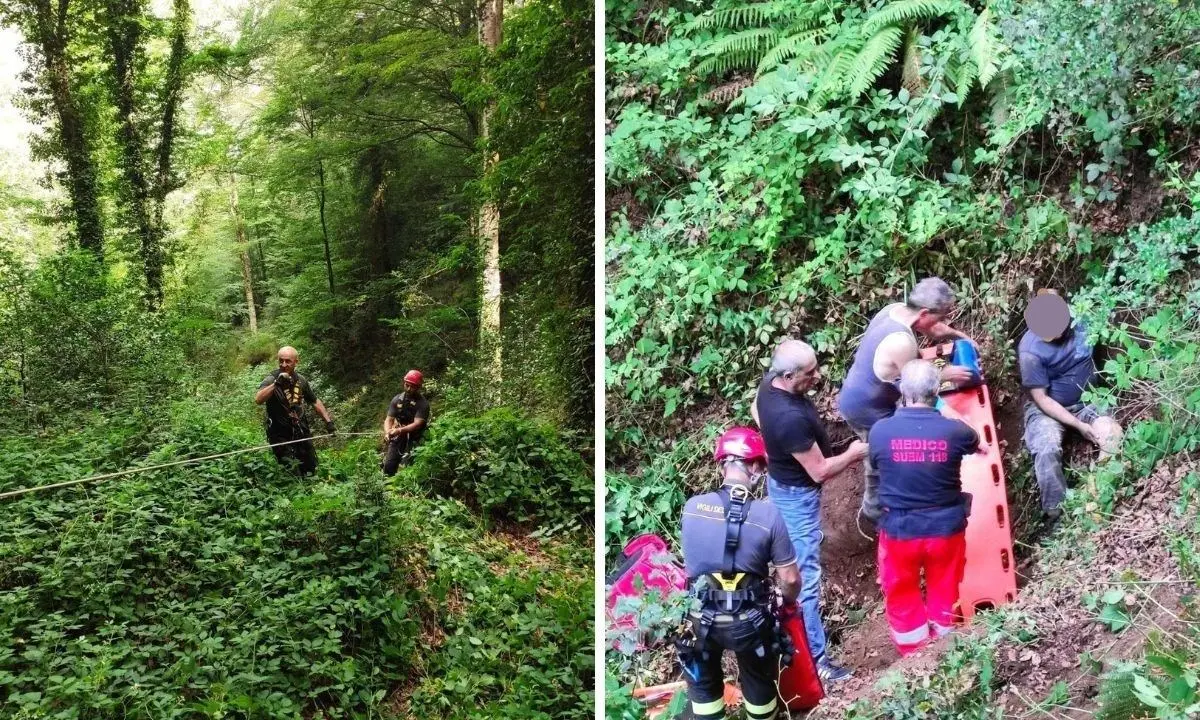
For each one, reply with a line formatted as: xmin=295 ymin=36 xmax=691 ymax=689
xmin=869 ymin=360 xmax=983 ymax=655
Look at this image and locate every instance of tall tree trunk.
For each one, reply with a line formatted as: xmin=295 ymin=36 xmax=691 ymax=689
xmin=363 ymin=146 xmax=392 ymax=278
xmin=146 ymin=0 xmax=190 ymax=298
xmin=478 ymin=0 xmax=503 ymax=394
xmin=229 ymin=174 xmax=257 ymax=334
xmin=316 ymin=157 xmax=335 ymax=296
xmin=30 ymin=0 xmax=105 ymax=259
xmin=248 ymin=175 xmax=268 ymax=293
xmin=104 ymin=0 xmax=159 ymax=306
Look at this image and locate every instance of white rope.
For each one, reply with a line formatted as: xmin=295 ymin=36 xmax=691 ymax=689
xmin=0 ymin=431 xmax=379 ymax=501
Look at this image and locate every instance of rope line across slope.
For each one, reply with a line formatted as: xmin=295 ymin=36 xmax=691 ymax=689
xmin=0 ymin=431 xmax=379 ymax=501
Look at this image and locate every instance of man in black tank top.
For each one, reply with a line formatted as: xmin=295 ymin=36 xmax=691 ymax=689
xmin=838 ymin=278 xmax=975 ymax=528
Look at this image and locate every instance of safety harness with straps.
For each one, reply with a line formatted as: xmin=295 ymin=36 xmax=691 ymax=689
xmin=690 ymin=483 xmax=771 ymax=661
xmin=269 ymin=373 xmax=310 ymax=440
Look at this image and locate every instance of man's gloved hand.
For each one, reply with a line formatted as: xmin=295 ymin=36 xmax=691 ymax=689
xmin=275 ymin=372 xmax=294 ymax=389
xmin=325 ymin=419 xmax=336 ymax=434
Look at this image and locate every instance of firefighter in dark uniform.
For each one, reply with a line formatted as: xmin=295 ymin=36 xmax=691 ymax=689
xmin=679 ymin=427 xmax=802 ymax=720
xmin=382 ymin=369 xmax=430 ymax=475
xmin=253 ymin=346 xmax=335 ymax=476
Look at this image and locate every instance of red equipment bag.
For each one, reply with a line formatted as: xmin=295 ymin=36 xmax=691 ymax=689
xmin=775 ymin=601 xmax=825 ymax=710
xmin=605 ymin=534 xmax=689 ymax=645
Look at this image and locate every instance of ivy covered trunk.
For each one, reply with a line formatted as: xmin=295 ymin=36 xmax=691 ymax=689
xmin=29 ymin=0 xmax=106 ymax=258
xmin=229 ymin=175 xmax=257 ymax=334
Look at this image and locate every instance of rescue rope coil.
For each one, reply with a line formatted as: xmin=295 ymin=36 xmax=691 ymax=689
xmin=0 ymin=431 xmax=379 ymax=501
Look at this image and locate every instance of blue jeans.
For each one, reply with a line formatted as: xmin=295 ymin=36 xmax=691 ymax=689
xmin=768 ymin=476 xmax=827 ymax=662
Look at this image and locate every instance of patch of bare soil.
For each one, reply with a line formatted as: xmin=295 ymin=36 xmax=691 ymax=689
xmin=835 ymin=603 xmax=899 ymax=673
xmin=992 ymin=459 xmax=1196 ymax=717
xmin=820 ymin=460 xmax=880 ymax=621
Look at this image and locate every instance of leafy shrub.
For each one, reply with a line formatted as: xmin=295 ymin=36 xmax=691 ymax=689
xmin=605 ymin=424 xmax=719 ymax=559
xmin=406 ymin=408 xmax=592 ymax=527
xmin=406 ymin=537 xmax=594 ymax=720
xmin=0 ymin=405 xmax=414 ymax=718
xmin=842 ymin=633 xmax=998 ymax=720
xmin=0 ymin=251 xmax=179 ymax=421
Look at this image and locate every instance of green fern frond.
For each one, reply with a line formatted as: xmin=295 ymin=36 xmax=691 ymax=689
xmin=694 ymin=1 xmax=813 ymax=31
xmin=696 ymin=49 xmax=760 ymax=76
xmin=1095 ymin=672 xmax=1146 ymax=720
xmin=954 ymin=57 xmax=977 ymax=102
xmin=969 ymin=7 xmax=1000 ymax=88
xmin=695 ymin=28 xmax=782 ymax=75
xmin=846 ymin=26 xmax=903 ymax=101
xmin=901 ymin=26 xmax=924 ymax=96
xmin=756 ymin=27 xmax=827 ymax=74
xmin=809 ymin=46 xmax=858 ymax=108
xmin=862 ymin=0 xmax=961 ymax=36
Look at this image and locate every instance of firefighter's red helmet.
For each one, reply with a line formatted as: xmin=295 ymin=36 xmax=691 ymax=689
xmin=404 ymin=369 xmax=423 ymax=386
xmin=714 ymin=426 xmax=767 ymax=464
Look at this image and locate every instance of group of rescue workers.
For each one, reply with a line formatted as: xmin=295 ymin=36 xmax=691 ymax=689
xmin=679 ymin=278 xmax=1121 ymax=719
xmin=252 ymin=345 xmax=431 ymax=476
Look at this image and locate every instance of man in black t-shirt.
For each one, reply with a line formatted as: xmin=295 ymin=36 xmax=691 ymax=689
xmin=382 ymin=369 xmax=430 ymax=475
xmin=254 ymin=346 xmax=335 ymax=475
xmin=751 ymin=339 xmax=866 ymax=683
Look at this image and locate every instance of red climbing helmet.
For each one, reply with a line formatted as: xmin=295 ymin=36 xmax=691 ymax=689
xmin=714 ymin=426 xmax=767 ymax=464
xmin=404 ymin=369 xmax=423 ymax=387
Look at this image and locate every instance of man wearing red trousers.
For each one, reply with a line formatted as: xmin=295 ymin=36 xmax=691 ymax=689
xmin=868 ymin=359 xmax=984 ymax=655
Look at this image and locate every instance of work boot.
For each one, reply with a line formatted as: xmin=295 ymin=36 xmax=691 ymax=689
xmin=816 ymin=658 xmax=853 ymax=683
xmin=1041 ymin=506 xmax=1063 ymax=532
xmin=856 ymin=509 xmax=877 ymax=540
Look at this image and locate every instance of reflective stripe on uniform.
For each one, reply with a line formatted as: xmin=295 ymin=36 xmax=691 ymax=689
xmin=691 ymin=697 xmax=726 ymax=716
xmin=744 ymin=696 xmax=777 ymax=718
xmin=930 ymin=621 xmax=954 ymax=638
xmin=890 ymin=623 xmax=930 ymax=645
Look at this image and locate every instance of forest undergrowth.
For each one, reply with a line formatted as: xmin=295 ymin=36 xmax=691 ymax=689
xmin=0 ymin=364 xmax=593 ymax=719
xmin=0 ymin=0 xmax=594 ymax=714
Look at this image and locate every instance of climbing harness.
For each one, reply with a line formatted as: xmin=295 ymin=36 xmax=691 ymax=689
xmin=0 ymin=431 xmax=377 ymax=501
xmin=683 ymin=484 xmax=778 ymax=663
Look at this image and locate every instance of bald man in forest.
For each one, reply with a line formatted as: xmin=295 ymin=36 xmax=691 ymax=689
xmin=254 ymin=346 xmax=335 ymax=475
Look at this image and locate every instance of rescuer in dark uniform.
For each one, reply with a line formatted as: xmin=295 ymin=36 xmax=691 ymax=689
xmin=869 ymin=359 xmax=984 ymax=655
xmin=382 ymin=369 xmax=430 ymax=475
xmin=678 ymin=427 xmax=801 ymax=720
xmin=253 ymin=346 xmax=335 ymax=476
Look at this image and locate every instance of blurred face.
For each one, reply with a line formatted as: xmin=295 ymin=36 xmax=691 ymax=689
xmin=278 ymin=350 xmax=298 ymax=374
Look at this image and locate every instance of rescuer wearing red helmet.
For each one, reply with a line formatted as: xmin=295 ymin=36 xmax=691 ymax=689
xmin=382 ymin=369 xmax=431 ymax=475
xmin=678 ymin=427 xmax=801 ymax=720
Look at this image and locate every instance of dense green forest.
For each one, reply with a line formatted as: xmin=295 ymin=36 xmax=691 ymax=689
xmin=606 ymin=0 xmax=1200 ymax=717
xmin=0 ymin=0 xmax=594 ymax=716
